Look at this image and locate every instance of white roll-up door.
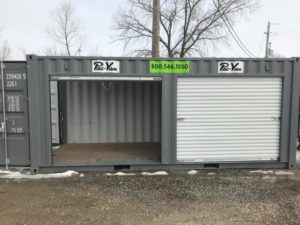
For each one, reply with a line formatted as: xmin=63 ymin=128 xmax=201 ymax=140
xmin=176 ymin=77 xmax=282 ymax=162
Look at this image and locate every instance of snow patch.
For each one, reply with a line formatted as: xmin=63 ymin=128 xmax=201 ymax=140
xmin=141 ymin=171 xmax=168 ymax=176
xmin=207 ymin=172 xmax=216 ymax=176
xmin=52 ymin=145 xmax=61 ymax=151
xmin=105 ymin=172 xmax=135 ymax=176
xmin=188 ymin=170 xmax=198 ymax=175
xmin=249 ymin=170 xmax=293 ymax=176
xmin=274 ymin=171 xmax=294 ymax=175
xmin=105 ymin=171 xmax=168 ymax=176
xmin=79 ymin=173 xmax=85 ymax=178
xmin=262 ymin=176 xmax=277 ymax=182
xmin=0 ymin=170 xmax=12 ymax=175
xmin=0 ymin=170 xmax=79 ymax=179
xmin=249 ymin=170 xmax=274 ymax=175
xmin=297 ymin=151 xmax=300 ymax=161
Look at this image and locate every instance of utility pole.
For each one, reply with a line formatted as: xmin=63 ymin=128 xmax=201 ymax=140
xmin=152 ymin=0 xmax=160 ymax=57
xmin=265 ymin=21 xmax=271 ymax=58
xmin=0 ymin=57 xmax=8 ymax=170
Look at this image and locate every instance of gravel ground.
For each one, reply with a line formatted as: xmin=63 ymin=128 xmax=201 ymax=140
xmin=0 ymin=166 xmax=300 ymax=225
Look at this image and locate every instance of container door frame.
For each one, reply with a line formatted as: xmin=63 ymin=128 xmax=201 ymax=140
xmin=48 ymin=74 xmax=163 ymax=166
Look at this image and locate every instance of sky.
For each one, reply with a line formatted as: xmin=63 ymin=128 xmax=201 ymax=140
xmin=0 ymin=0 xmax=299 ymax=60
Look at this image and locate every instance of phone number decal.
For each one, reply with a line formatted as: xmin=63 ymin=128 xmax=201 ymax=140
xmin=150 ymin=60 xmax=190 ymax=74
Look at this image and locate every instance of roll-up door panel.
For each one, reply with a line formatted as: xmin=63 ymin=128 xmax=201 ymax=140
xmin=176 ymin=77 xmax=282 ymax=162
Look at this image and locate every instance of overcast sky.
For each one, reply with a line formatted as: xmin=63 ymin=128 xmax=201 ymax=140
xmin=0 ymin=0 xmax=299 ymax=60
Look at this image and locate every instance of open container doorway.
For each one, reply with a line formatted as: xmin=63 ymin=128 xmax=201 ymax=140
xmin=49 ymin=76 xmax=162 ymax=165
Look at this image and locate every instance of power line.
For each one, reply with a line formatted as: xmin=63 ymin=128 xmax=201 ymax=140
xmin=224 ymin=16 xmax=256 ymax=57
xmin=213 ymin=0 xmax=255 ymax=57
xmin=222 ymin=16 xmax=256 ymax=57
xmin=221 ymin=17 xmax=252 ymax=57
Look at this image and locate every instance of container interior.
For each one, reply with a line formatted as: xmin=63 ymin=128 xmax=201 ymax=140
xmin=51 ymin=80 xmax=162 ymax=165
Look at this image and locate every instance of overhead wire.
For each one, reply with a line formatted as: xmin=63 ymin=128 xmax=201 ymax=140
xmin=212 ymin=0 xmax=255 ymax=57
xmin=224 ymin=16 xmax=256 ymax=57
xmin=221 ymin=17 xmax=252 ymax=57
xmin=221 ymin=15 xmax=256 ymax=57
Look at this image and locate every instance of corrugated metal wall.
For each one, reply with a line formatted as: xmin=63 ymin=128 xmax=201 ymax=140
xmin=65 ymin=81 xmax=161 ymax=143
xmin=177 ymin=77 xmax=282 ymax=162
xmin=29 ymin=56 xmax=296 ymax=167
xmin=35 ymin=57 xmax=292 ymax=75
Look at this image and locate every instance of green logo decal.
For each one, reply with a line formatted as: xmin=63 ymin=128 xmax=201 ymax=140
xmin=150 ymin=60 xmax=190 ymax=74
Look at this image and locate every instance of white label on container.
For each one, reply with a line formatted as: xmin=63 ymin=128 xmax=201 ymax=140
xmin=218 ymin=61 xmax=244 ymax=73
xmin=7 ymin=95 xmax=20 ymax=112
xmin=6 ymin=73 xmax=26 ymax=80
xmin=92 ymin=60 xmax=120 ymax=73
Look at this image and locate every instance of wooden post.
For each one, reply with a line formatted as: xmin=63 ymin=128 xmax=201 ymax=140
xmin=152 ymin=0 xmax=160 ymax=57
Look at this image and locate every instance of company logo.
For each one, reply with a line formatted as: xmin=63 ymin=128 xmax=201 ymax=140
xmin=92 ymin=60 xmax=120 ymax=73
xmin=218 ymin=61 xmax=244 ymax=73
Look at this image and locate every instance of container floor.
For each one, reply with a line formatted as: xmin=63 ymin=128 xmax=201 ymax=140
xmin=52 ymin=142 xmax=161 ymax=165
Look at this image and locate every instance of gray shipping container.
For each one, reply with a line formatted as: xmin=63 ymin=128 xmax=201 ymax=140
xmin=1 ymin=56 xmax=300 ymax=172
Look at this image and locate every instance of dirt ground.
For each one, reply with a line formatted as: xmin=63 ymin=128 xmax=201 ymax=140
xmin=0 ymin=166 xmax=300 ymax=225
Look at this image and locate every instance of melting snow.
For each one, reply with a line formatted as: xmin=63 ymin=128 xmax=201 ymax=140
xmin=141 ymin=171 xmax=168 ymax=176
xmin=249 ymin=170 xmax=274 ymax=175
xmin=207 ymin=172 xmax=216 ymax=175
xmin=188 ymin=170 xmax=198 ymax=175
xmin=105 ymin=171 xmax=169 ymax=176
xmin=274 ymin=171 xmax=294 ymax=175
xmin=0 ymin=170 xmax=80 ymax=179
xmin=105 ymin=172 xmax=135 ymax=176
xmin=249 ymin=170 xmax=294 ymax=176
xmin=0 ymin=170 xmax=11 ymax=175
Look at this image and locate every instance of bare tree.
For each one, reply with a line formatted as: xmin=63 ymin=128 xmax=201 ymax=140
xmin=43 ymin=45 xmax=64 ymax=56
xmin=0 ymin=28 xmax=11 ymax=60
xmin=113 ymin=0 xmax=256 ymax=57
xmin=87 ymin=42 xmax=102 ymax=56
xmin=0 ymin=40 xmax=11 ymax=60
xmin=47 ymin=1 xmax=84 ymax=56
